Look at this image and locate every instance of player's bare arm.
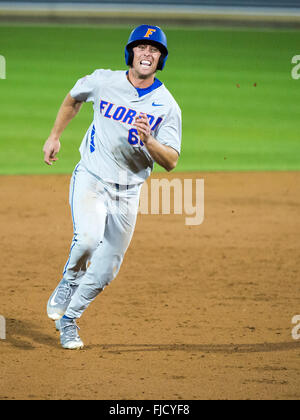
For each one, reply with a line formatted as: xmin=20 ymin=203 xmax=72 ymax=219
xmin=43 ymin=93 xmax=83 ymax=165
xmin=134 ymin=115 xmax=179 ymax=171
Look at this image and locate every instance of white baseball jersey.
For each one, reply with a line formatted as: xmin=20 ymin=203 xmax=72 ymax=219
xmin=70 ymin=69 xmax=182 ymax=185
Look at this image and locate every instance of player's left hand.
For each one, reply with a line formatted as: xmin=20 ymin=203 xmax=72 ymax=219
xmin=134 ymin=114 xmax=151 ymax=143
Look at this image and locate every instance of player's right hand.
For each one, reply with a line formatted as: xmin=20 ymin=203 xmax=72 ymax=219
xmin=43 ymin=137 xmax=61 ymax=166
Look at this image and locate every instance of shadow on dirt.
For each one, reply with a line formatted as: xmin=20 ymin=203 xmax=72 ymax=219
xmin=3 ymin=318 xmax=58 ymax=350
xmin=4 ymin=318 xmax=300 ymax=354
xmin=91 ymin=341 xmax=300 ymax=355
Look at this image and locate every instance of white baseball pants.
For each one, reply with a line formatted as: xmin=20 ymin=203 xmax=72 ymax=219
xmin=63 ymin=163 xmax=141 ymax=319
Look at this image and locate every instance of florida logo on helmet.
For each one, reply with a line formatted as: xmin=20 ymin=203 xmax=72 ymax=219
xmin=144 ymin=28 xmax=157 ymax=38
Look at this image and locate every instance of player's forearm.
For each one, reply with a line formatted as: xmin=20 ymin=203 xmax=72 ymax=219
xmin=50 ymin=93 xmax=83 ymax=140
xmin=144 ymin=136 xmax=179 ymax=172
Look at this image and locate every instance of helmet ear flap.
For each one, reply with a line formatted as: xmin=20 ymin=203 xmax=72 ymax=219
xmin=127 ymin=47 xmax=134 ymax=67
xmin=157 ymin=54 xmax=165 ymax=71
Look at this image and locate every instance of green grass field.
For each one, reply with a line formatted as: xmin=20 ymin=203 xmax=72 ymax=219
xmin=0 ymin=24 xmax=299 ymax=174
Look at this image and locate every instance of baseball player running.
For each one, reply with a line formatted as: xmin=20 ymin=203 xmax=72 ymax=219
xmin=43 ymin=25 xmax=182 ymax=349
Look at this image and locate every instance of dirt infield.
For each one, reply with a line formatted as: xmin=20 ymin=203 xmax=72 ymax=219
xmin=0 ymin=171 xmax=299 ymax=400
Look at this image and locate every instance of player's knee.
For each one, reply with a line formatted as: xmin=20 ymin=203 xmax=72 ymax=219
xmin=98 ymin=255 xmax=123 ymax=289
xmin=77 ymin=232 xmax=101 ymax=255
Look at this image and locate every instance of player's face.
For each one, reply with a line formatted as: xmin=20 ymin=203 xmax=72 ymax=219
xmin=132 ymin=43 xmax=161 ymax=79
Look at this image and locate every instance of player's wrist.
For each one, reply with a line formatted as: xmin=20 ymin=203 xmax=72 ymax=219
xmin=49 ymin=133 xmax=61 ymax=142
xmin=143 ymin=134 xmax=155 ymax=145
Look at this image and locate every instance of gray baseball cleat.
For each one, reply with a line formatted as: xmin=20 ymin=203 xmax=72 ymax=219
xmin=47 ymin=279 xmax=77 ymax=321
xmin=59 ymin=317 xmax=84 ymax=350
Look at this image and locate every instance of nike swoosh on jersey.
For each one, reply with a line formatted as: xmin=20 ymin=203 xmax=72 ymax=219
xmin=152 ymin=102 xmax=164 ymax=107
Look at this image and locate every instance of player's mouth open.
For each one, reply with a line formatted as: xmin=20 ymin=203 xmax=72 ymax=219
xmin=140 ymin=60 xmax=152 ymax=68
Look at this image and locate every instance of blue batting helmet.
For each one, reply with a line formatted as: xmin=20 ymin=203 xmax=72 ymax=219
xmin=125 ymin=25 xmax=168 ymax=71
